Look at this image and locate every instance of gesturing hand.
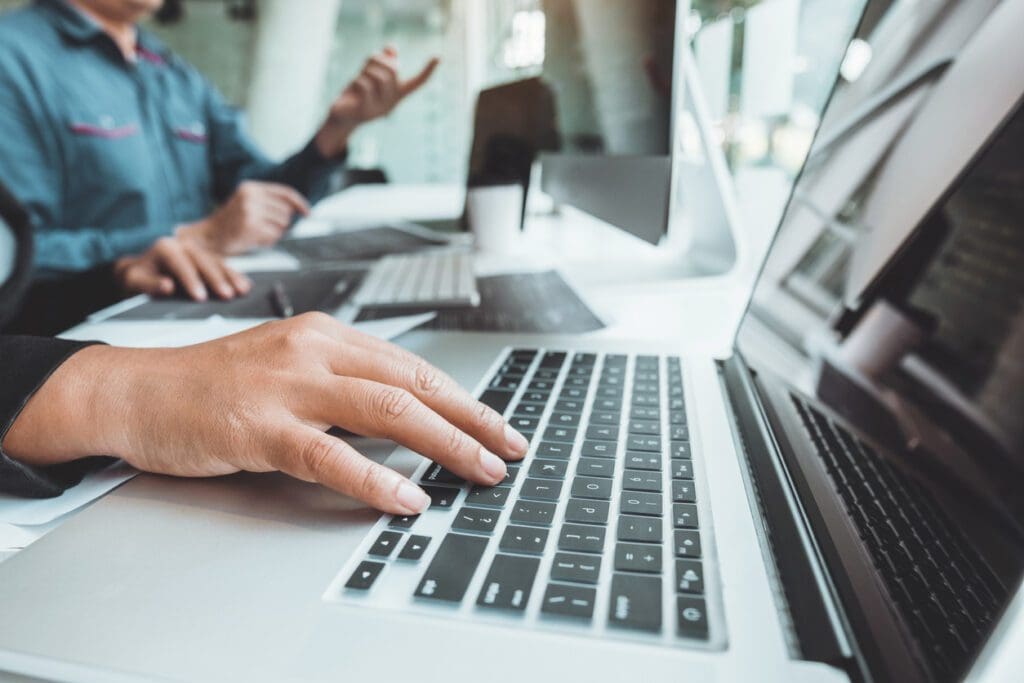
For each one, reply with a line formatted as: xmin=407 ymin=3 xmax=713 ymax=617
xmin=5 ymin=313 xmax=528 ymax=515
xmin=315 ymin=46 xmax=440 ymax=158
xmin=178 ymin=180 xmax=311 ymax=256
xmin=114 ymin=235 xmax=252 ymax=301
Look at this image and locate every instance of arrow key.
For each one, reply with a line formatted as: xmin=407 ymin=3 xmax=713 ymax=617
xmin=397 ymin=534 xmax=432 ymax=561
xmin=345 ymin=560 xmax=385 ymax=590
xmin=368 ymin=530 xmax=403 ymax=558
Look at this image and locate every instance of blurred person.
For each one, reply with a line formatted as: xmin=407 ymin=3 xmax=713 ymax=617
xmin=0 ymin=0 xmax=437 ymax=331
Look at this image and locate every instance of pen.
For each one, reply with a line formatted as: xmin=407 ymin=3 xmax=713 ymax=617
xmin=269 ymin=281 xmax=295 ymax=318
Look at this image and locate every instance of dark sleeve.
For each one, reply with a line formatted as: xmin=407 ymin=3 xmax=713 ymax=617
xmin=203 ymin=80 xmax=346 ymax=204
xmin=0 ymin=336 xmax=114 ymax=498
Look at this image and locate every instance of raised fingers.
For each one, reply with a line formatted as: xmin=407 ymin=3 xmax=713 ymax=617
xmin=275 ymin=424 xmax=430 ymax=514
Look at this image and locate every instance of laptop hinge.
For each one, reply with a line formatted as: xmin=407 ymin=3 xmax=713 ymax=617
xmin=719 ymin=355 xmax=856 ymax=673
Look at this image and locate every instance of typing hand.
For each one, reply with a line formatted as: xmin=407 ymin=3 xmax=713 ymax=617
xmin=114 ymin=235 xmax=252 ymax=301
xmin=177 ymin=181 xmax=311 ymax=256
xmin=6 ymin=313 xmax=528 ymax=515
xmin=315 ymin=46 xmax=440 ymax=158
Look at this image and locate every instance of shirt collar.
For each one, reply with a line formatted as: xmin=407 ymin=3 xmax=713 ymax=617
xmin=35 ymin=0 xmax=105 ymax=44
xmin=35 ymin=0 xmax=172 ymax=64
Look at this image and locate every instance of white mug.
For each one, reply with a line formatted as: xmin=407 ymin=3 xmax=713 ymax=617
xmin=466 ymin=183 xmax=524 ymax=254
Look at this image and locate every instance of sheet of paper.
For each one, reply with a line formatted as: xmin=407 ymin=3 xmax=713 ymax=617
xmin=0 ymin=461 xmax=137 ymax=527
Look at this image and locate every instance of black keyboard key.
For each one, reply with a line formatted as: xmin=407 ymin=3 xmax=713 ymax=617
xmin=551 ymin=552 xmax=602 ymax=584
xmin=632 ymin=382 xmax=658 ymax=394
xmin=596 ymin=386 xmax=623 ymax=399
xmin=549 ymin=412 xmax=581 ymax=427
xmin=673 ymin=503 xmax=699 ymax=529
xmin=398 ymin=534 xmax=431 ymax=561
xmin=388 ymin=514 xmax=419 ymax=529
xmin=368 ymin=530 xmax=403 ymax=558
xmin=631 ymin=394 xmax=659 ymax=407
xmin=491 ymin=376 xmax=521 ymax=391
xmin=618 ymin=515 xmax=663 ymax=543
xmin=532 ymin=368 xmax=559 ymax=380
xmin=605 ymin=353 xmax=628 ymax=366
xmin=536 ymin=441 xmax=573 ymax=460
xmin=421 ymin=463 xmax=465 ymax=486
xmin=674 ymin=529 xmax=702 ymax=558
xmin=477 ymin=554 xmax=540 ymax=611
xmin=669 ymin=411 xmax=687 ymax=425
xmin=626 ymin=435 xmax=661 ymax=452
xmin=589 ymin=411 xmax=620 ymax=425
xmin=615 ymin=542 xmax=663 ymax=573
xmin=467 ymin=485 xmax=511 ymax=507
xmin=421 ymin=485 xmax=459 ymax=509
xmin=620 ymin=491 xmax=663 ymax=517
xmin=510 ymin=500 xmax=557 ymax=526
xmin=558 ymin=523 xmax=606 ymax=553
xmin=573 ymin=352 xmax=596 ymax=365
xmin=452 ymin=507 xmax=500 ymax=533
xmin=629 ymin=420 xmax=660 ymax=436
xmin=346 ymin=560 xmax=385 ymax=590
xmin=528 ymin=380 xmax=555 ymax=392
xmin=581 ymin=440 xmax=616 ymax=458
xmin=508 ymin=416 xmax=539 ymax=433
xmin=577 ymin=457 xmax=615 ymax=478
xmin=529 ymin=459 xmax=569 ymax=479
xmin=594 ymin=398 xmax=622 ymax=412
xmin=608 ymin=574 xmax=662 ymax=632
xmin=414 ymin=533 xmax=488 ymax=602
xmin=677 ymin=596 xmax=709 ymax=639
xmin=669 ymin=397 xmax=685 ymax=410
xmin=672 ymin=459 xmax=694 ymax=480
xmin=570 ymin=476 xmax=612 ymax=500
xmin=631 ymin=406 xmax=660 ymax=420
xmin=513 ymin=402 xmax=544 ymax=417
xmin=520 ymin=390 xmax=550 ymax=404
xmin=543 ymin=426 xmax=577 ymax=443
xmin=564 ymin=498 xmax=610 ymax=525
xmin=670 ymin=441 xmax=691 ymax=459
xmin=676 ymin=559 xmax=704 ymax=594
xmin=478 ymin=390 xmax=513 ymax=415
xmin=564 ymin=376 xmax=590 ymax=388
xmin=541 ymin=583 xmax=596 ymax=619
xmin=540 ymin=351 xmax=566 ymax=368
xmin=560 ymin=387 xmax=586 ymax=400
xmin=500 ymin=525 xmax=549 ymax=554
xmin=555 ymin=399 xmax=584 ymax=413
xmin=520 ymin=478 xmax=563 ymax=502
xmin=510 ymin=349 xmax=538 ymax=363
xmin=625 ymin=452 xmax=662 ymax=471
xmin=622 ymin=470 xmax=662 ymax=492
xmin=670 ymin=425 xmax=689 ymax=440
xmin=497 ymin=465 xmax=520 ymax=487
xmin=672 ymin=480 xmax=696 ymax=503
xmin=585 ymin=425 xmax=619 ymax=442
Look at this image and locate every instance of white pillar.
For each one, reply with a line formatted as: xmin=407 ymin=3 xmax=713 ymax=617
xmin=246 ymin=0 xmax=343 ymax=159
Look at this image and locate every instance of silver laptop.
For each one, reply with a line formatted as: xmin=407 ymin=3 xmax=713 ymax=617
xmin=2 ymin=2 xmax=1022 ymax=681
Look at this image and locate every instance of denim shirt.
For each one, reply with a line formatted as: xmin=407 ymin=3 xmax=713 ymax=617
xmin=0 ymin=0 xmax=343 ymax=276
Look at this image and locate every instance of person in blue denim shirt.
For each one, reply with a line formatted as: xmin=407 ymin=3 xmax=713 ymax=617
xmin=0 ymin=0 xmax=437 ymax=306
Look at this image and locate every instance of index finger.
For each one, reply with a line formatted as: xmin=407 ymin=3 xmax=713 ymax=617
xmin=262 ymin=183 xmax=311 ymax=216
xmin=398 ymin=57 xmax=439 ymax=97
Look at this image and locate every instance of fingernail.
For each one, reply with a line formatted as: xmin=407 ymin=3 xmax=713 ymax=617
xmin=396 ymin=481 xmax=430 ymax=514
xmin=479 ymin=447 xmax=507 ymax=483
xmin=505 ymin=423 xmax=529 ymax=456
xmin=194 ymin=287 xmax=208 ymax=301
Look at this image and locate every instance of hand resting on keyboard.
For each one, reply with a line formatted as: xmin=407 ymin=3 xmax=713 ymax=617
xmin=3 ymin=313 xmax=528 ymax=514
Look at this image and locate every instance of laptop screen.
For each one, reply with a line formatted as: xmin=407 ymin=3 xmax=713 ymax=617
xmin=733 ymin=2 xmax=1024 ymax=679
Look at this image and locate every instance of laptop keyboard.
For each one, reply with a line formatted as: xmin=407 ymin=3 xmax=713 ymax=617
xmin=327 ymin=348 xmax=721 ymax=648
xmin=791 ymin=396 xmax=1007 ymax=681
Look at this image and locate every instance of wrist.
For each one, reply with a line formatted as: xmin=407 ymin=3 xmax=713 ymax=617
xmin=314 ymin=119 xmax=356 ymax=159
xmin=3 ymin=346 xmax=140 ymax=465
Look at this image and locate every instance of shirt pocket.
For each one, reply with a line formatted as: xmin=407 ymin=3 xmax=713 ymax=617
xmin=64 ymin=111 xmax=151 ymax=196
xmin=165 ymin=115 xmax=213 ymax=204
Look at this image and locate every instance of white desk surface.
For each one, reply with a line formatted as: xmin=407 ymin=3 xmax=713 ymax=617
xmin=62 ymin=183 xmax=752 ymax=357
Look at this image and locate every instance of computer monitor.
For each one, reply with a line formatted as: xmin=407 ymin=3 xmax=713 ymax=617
xmin=537 ymin=0 xmax=679 ymax=245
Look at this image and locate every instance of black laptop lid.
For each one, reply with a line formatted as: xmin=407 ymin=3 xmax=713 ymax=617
xmin=733 ymin=7 xmax=1024 ymax=680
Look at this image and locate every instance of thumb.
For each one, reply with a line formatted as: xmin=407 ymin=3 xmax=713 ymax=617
xmin=398 ymin=57 xmax=439 ymax=97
